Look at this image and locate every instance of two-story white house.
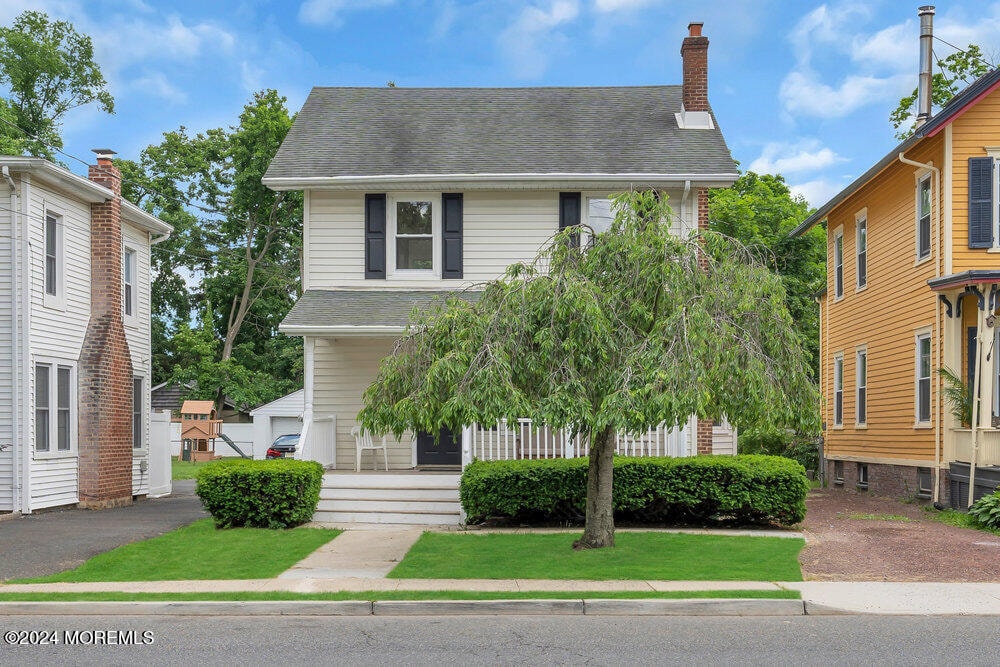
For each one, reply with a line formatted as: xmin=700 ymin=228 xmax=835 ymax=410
xmin=0 ymin=153 xmax=171 ymax=515
xmin=262 ymin=24 xmax=739 ymax=523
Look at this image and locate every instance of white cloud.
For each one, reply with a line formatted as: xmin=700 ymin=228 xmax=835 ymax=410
xmin=130 ymin=72 xmax=187 ymax=104
xmin=788 ymin=178 xmax=848 ymax=209
xmin=298 ymin=0 xmax=395 ymax=27
xmin=499 ymin=0 xmax=580 ymax=79
xmin=749 ymin=140 xmax=847 ymax=175
xmin=780 ymin=69 xmax=911 ymax=119
xmin=593 ymin=0 xmax=655 ymax=12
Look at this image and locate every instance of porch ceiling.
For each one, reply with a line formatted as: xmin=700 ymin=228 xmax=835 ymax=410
xmin=279 ymin=289 xmax=481 ymax=335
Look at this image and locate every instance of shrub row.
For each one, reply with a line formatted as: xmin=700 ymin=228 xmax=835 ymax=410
xmin=196 ymin=459 xmax=324 ymax=529
xmin=460 ymin=455 xmax=809 ymax=527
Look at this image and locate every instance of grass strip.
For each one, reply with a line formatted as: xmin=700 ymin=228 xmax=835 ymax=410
xmin=389 ymin=532 xmax=804 ymax=581
xmin=0 ymin=590 xmax=800 ymax=602
xmin=928 ymin=508 xmax=1000 ymax=535
xmin=14 ymin=519 xmax=341 ymax=583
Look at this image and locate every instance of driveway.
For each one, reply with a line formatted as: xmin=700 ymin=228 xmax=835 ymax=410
xmin=800 ymin=489 xmax=1000 ymax=582
xmin=0 ymin=480 xmax=207 ymax=581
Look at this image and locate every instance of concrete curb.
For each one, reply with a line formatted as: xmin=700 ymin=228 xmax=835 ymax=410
xmin=0 ymin=598 xmax=806 ymax=617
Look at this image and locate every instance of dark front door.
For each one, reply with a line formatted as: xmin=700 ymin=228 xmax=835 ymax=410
xmin=416 ymin=427 xmax=461 ymax=466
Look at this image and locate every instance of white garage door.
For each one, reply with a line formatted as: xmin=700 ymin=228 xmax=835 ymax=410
xmin=271 ymin=416 xmax=301 ymax=439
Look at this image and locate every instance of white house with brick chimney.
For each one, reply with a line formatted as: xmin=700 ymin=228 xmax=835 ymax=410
xmin=262 ymin=24 xmax=739 ymax=524
xmin=0 ymin=153 xmax=172 ymax=514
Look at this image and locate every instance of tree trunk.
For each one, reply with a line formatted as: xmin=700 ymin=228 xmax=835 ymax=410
xmin=573 ymin=426 xmax=616 ymax=549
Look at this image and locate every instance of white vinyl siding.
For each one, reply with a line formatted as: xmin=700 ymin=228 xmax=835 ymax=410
xmin=306 ymin=189 xmax=687 ymax=289
xmin=312 ymin=337 xmax=415 ymax=470
xmin=0 ymin=201 xmax=12 ymax=510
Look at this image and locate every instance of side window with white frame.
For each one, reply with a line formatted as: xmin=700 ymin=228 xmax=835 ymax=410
xmin=855 ymin=211 xmax=867 ymax=289
xmin=390 ymin=196 xmax=437 ymax=275
xmin=34 ymin=361 xmax=75 ymax=454
xmin=43 ymin=211 xmax=64 ymax=307
xmin=915 ymin=331 xmax=932 ymax=425
xmin=833 ymin=352 xmax=844 ymax=427
xmin=856 ymin=346 xmax=867 ymax=426
xmin=833 ymin=227 xmax=844 ymax=299
xmin=133 ymin=376 xmax=144 ymax=449
xmin=123 ymin=247 xmax=137 ymax=319
xmin=917 ymin=175 xmax=932 ymax=260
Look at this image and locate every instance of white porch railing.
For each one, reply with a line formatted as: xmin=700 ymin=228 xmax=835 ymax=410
xmin=464 ymin=418 xmax=694 ymax=464
xmin=951 ymin=428 xmax=1000 ymax=467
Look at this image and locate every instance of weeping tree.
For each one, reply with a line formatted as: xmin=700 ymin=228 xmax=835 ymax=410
xmin=359 ymin=190 xmax=817 ymax=549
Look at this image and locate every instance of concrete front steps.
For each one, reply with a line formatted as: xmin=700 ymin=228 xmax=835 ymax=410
xmin=316 ymin=472 xmax=463 ymax=525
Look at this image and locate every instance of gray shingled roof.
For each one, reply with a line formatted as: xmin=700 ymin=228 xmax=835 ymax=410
xmin=281 ymin=289 xmax=481 ymax=330
xmin=264 ymin=87 xmax=737 ymax=181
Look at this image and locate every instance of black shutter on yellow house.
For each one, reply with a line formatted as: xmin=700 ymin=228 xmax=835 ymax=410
xmin=968 ymin=157 xmax=994 ymax=249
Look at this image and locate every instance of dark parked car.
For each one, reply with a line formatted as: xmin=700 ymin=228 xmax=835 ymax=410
xmin=265 ymin=434 xmax=299 ymax=459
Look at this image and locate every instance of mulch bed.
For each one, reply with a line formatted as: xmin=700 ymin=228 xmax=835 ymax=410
xmin=800 ymin=489 xmax=1000 ymax=582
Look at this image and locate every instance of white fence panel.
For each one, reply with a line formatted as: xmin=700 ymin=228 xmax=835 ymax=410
xmin=148 ymin=409 xmax=172 ymax=497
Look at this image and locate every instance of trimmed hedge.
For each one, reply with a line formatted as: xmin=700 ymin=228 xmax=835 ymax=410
xmin=195 ymin=459 xmax=324 ymax=529
xmin=460 ymin=455 xmax=809 ymax=527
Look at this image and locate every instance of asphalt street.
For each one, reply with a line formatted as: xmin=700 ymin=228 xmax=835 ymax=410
xmin=0 ymin=481 xmax=206 ymax=581
xmin=1 ymin=614 xmax=998 ymax=665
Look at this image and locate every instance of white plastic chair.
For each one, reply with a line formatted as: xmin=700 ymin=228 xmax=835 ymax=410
xmin=351 ymin=426 xmax=388 ymax=471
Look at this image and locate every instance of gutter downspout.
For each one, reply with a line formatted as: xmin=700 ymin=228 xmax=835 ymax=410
xmin=680 ymin=180 xmax=692 ymax=234
xmin=899 ymin=151 xmax=943 ymax=502
xmin=3 ymin=166 xmax=19 ymax=513
xmin=18 ymin=174 xmax=31 ymax=514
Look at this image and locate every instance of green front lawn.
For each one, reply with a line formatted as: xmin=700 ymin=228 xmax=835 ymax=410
xmin=389 ymin=532 xmax=804 ymax=581
xmin=0 ymin=590 xmax=801 ymax=602
xmin=17 ymin=519 xmax=341 ymax=583
xmin=171 ymin=458 xmax=211 ymax=480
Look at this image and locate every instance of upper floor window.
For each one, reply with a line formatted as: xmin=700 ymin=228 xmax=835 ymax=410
xmin=833 ymin=353 xmax=844 ymax=427
xmin=916 ymin=332 xmax=931 ymax=424
xmin=394 ymin=200 xmax=434 ymax=272
xmin=35 ymin=361 xmax=74 ymax=453
xmin=123 ymin=248 xmax=137 ymax=318
xmin=917 ymin=175 xmax=932 ymax=259
xmin=44 ymin=212 xmax=64 ymax=307
xmin=856 ymin=214 xmax=867 ymax=289
xmin=833 ymin=229 xmax=844 ymax=299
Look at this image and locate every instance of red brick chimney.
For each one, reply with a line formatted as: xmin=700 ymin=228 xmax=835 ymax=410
xmin=681 ymin=22 xmax=709 ymax=112
xmin=78 ymin=149 xmax=134 ymax=509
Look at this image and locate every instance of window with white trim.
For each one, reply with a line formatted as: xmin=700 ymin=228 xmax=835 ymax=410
xmin=916 ymin=332 xmax=932 ymax=424
xmin=35 ymin=362 xmax=74 ymax=453
xmin=43 ymin=212 xmax=64 ymax=306
xmin=856 ymin=347 xmax=867 ymax=426
xmin=133 ymin=376 xmax=143 ymax=449
xmin=855 ymin=214 xmax=867 ymax=289
xmin=833 ymin=230 xmax=844 ymax=298
xmin=833 ymin=353 xmax=844 ymax=426
xmin=917 ymin=175 xmax=931 ymax=260
xmin=123 ymin=248 xmax=137 ymax=318
xmin=390 ymin=197 xmax=437 ymax=274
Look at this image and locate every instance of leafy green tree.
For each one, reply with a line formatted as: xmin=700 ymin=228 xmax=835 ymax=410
xmin=0 ymin=10 xmax=114 ymax=158
xmin=360 ymin=190 xmax=818 ymax=549
xmin=708 ymin=172 xmax=824 ymax=377
xmin=121 ymin=90 xmax=303 ymax=407
xmin=891 ymin=44 xmax=992 ymax=140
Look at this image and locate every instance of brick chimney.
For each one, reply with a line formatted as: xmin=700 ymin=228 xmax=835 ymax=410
xmin=78 ymin=149 xmax=134 ymax=509
xmin=681 ymin=22 xmax=709 ymax=112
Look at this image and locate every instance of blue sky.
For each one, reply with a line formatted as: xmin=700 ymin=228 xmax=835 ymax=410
xmin=3 ymin=0 xmax=1000 ymax=207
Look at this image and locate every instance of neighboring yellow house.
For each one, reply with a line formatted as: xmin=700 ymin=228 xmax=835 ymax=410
xmin=793 ymin=67 xmax=1000 ymax=507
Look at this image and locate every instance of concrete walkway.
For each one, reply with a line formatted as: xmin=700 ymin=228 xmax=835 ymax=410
xmin=280 ymin=528 xmax=424 ymax=579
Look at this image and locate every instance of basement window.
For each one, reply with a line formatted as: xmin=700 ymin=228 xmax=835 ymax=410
xmin=917 ymin=467 xmax=933 ymax=498
xmin=857 ymin=463 xmax=869 ymax=490
xmin=833 ymin=460 xmax=844 ymax=485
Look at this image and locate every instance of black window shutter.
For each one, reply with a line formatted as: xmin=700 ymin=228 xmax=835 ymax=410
xmin=559 ymin=192 xmax=581 ymax=247
xmin=968 ymin=157 xmax=994 ymax=249
xmin=441 ymin=193 xmax=463 ymax=279
xmin=365 ymin=194 xmax=386 ymax=279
